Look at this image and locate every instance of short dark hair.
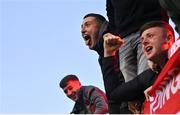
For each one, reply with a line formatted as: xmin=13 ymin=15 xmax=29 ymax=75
xmin=59 ymin=74 xmax=79 ymax=88
xmin=140 ymin=21 xmax=175 ymax=37
xmin=83 ymin=13 xmax=106 ymax=24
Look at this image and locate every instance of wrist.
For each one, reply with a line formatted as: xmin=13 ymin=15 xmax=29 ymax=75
xmin=104 ymin=51 xmax=116 ymax=57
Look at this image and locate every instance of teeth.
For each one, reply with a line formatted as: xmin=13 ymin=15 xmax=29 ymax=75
xmin=146 ymin=46 xmax=152 ymax=52
xmin=84 ymin=35 xmax=90 ymax=40
xmin=83 ymin=35 xmax=87 ymax=38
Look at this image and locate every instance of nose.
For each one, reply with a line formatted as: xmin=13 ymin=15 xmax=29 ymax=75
xmin=141 ymin=37 xmax=149 ymax=46
xmin=66 ymin=90 xmax=72 ymax=97
xmin=81 ymin=25 xmax=86 ymax=35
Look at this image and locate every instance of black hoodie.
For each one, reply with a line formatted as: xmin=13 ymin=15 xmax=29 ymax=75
xmin=106 ymin=0 xmax=168 ymax=37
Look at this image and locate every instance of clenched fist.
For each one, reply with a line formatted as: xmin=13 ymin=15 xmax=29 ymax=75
xmin=103 ymin=33 xmax=124 ymax=57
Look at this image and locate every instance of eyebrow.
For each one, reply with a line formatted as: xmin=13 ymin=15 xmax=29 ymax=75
xmin=81 ymin=21 xmax=90 ymax=29
xmin=63 ymin=85 xmax=69 ymax=92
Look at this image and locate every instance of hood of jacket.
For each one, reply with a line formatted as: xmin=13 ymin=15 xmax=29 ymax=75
xmin=92 ymin=21 xmax=108 ymax=57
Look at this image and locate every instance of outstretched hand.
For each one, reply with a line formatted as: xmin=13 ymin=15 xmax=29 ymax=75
xmin=103 ymin=33 xmax=124 ymax=57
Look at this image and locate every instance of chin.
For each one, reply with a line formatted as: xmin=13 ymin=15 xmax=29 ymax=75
xmin=145 ymin=53 xmax=150 ymax=59
xmin=148 ymin=58 xmax=153 ymax=62
xmin=89 ymin=45 xmax=95 ymax=50
xmin=146 ymin=52 xmax=155 ymax=60
xmin=89 ymin=47 xmax=93 ymax=50
xmin=71 ymin=98 xmax=76 ymax=102
xmin=149 ymin=55 xmax=158 ymax=63
xmin=146 ymin=55 xmax=154 ymax=61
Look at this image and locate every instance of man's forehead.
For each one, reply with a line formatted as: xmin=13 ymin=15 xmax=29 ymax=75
xmin=142 ymin=27 xmax=163 ymax=35
xmin=65 ymin=80 xmax=78 ymax=86
xmin=83 ymin=16 xmax=96 ymax=23
xmin=63 ymin=80 xmax=78 ymax=90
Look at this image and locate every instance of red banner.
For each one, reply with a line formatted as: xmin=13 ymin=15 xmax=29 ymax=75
xmin=142 ymin=48 xmax=180 ymax=114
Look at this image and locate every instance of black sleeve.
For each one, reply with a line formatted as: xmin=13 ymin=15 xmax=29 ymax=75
xmin=99 ymin=55 xmax=125 ymax=99
xmin=99 ymin=55 xmax=131 ymax=113
xmin=99 ymin=56 xmax=157 ymax=101
xmin=110 ymin=69 xmax=157 ymax=101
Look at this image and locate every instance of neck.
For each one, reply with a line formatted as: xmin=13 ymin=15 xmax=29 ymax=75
xmin=92 ymin=38 xmax=104 ymax=57
xmin=154 ymin=51 xmax=168 ymax=70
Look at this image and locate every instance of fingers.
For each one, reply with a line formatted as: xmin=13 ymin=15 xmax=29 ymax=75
xmin=144 ymin=86 xmax=152 ymax=101
xmin=103 ymin=33 xmax=113 ymax=39
xmin=103 ymin=33 xmax=120 ymax=41
xmin=106 ymin=37 xmax=124 ymax=46
xmin=103 ymin=33 xmax=124 ymax=47
xmin=103 ymin=33 xmax=125 ymax=57
xmin=128 ymin=101 xmax=141 ymax=114
xmin=128 ymin=103 xmax=136 ymax=114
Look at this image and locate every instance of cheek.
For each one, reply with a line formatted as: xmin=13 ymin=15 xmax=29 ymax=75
xmin=72 ymin=87 xmax=78 ymax=92
xmin=66 ymin=93 xmax=70 ymax=98
xmin=158 ymin=40 xmax=166 ymax=49
xmin=154 ymin=44 xmax=163 ymax=54
xmin=92 ymin=28 xmax=99 ymax=36
xmin=142 ymin=45 xmax=145 ymax=51
xmin=161 ymin=42 xmax=170 ymax=51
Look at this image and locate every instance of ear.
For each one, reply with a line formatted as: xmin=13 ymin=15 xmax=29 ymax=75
xmin=162 ymin=33 xmax=174 ymax=50
xmin=166 ymin=33 xmax=175 ymax=47
xmin=77 ymin=80 xmax=81 ymax=87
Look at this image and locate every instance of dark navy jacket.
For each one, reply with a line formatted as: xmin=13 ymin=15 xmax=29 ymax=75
xmin=71 ymin=86 xmax=108 ymax=114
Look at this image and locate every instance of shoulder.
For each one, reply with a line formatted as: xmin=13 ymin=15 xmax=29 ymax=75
xmin=82 ymin=86 xmax=96 ymax=92
xmin=82 ymin=86 xmax=104 ymax=95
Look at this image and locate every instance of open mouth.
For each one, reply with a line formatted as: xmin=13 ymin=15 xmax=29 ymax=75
xmin=83 ymin=35 xmax=92 ymax=47
xmin=83 ymin=34 xmax=90 ymax=41
xmin=145 ymin=46 xmax=153 ymax=54
xmin=72 ymin=96 xmax=76 ymax=100
xmin=70 ymin=93 xmax=77 ymax=100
